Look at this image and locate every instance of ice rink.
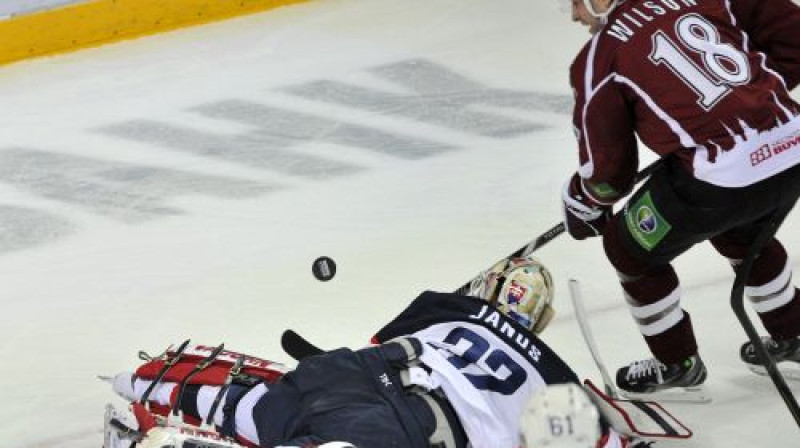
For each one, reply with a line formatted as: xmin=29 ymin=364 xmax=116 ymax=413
xmin=2 ymin=0 xmax=800 ymax=446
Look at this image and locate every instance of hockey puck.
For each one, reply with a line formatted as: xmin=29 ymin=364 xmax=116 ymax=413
xmin=312 ymin=256 xmax=336 ymax=281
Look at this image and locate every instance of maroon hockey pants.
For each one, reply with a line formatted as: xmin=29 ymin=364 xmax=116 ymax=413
xmin=603 ymin=159 xmax=800 ymax=363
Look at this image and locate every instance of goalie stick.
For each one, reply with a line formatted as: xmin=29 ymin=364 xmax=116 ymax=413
xmin=454 ymin=159 xmax=662 ymax=296
xmin=583 ymin=379 xmax=692 ymax=441
xmin=569 ymin=280 xmax=694 ymax=440
xmin=568 ymin=279 xmax=619 ymax=399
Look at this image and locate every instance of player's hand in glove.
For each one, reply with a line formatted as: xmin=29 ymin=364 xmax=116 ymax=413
xmin=562 ymin=173 xmax=612 ymax=240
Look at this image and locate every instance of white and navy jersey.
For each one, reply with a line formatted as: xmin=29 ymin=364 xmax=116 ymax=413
xmin=373 ymin=291 xmax=579 ymax=448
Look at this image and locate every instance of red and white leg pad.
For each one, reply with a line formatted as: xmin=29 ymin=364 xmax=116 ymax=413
xmin=103 ymin=402 xmax=247 ymax=448
xmin=110 ymin=342 xmax=289 ymax=418
xmin=134 ymin=343 xmax=289 ymax=386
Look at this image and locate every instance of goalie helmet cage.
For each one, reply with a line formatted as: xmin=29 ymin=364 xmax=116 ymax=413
xmin=730 ymin=203 xmax=800 ymax=429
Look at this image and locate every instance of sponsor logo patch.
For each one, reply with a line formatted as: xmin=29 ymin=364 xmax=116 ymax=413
xmin=625 ymin=191 xmax=671 ymax=251
xmin=636 ymin=206 xmax=657 ymax=233
xmin=750 ymin=131 xmax=800 ymax=166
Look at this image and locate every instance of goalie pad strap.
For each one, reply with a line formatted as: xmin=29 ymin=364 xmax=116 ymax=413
xmin=135 ymin=344 xmax=287 ymax=387
xmin=221 ymin=384 xmax=251 ymax=438
xmin=207 ymin=382 xmax=233 ymax=427
xmin=179 ymin=385 xmax=202 ymax=423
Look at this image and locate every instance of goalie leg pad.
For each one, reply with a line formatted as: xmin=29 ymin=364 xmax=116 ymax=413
xmin=137 ymin=426 xmax=245 ymax=448
xmin=134 ymin=343 xmax=288 ymax=387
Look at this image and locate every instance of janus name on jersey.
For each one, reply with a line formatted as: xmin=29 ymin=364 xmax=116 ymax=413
xmin=606 ymin=0 xmax=700 ymax=42
xmin=468 ymin=304 xmax=542 ymax=362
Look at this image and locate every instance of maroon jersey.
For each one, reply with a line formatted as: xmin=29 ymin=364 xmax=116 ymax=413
xmin=571 ymin=0 xmax=800 ymax=203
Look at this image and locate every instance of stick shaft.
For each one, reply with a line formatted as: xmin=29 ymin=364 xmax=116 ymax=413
xmin=455 ymin=159 xmax=662 ymax=296
xmin=569 ymin=279 xmax=620 ymax=399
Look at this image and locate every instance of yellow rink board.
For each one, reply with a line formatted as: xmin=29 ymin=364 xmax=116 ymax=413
xmin=0 ymin=0 xmax=314 ymax=66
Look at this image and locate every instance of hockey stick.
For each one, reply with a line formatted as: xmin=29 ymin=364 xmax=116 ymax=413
xmin=568 ymin=279 xmax=620 ymax=399
xmin=281 ymin=329 xmax=324 ymax=361
xmin=570 ymin=279 xmax=694 ymax=439
xmin=570 ymin=278 xmax=711 ymax=404
xmin=284 ymin=162 xmax=663 ymax=362
xmin=454 ymin=159 xmax=663 ymax=296
xmin=730 ymin=203 xmax=800 ymax=427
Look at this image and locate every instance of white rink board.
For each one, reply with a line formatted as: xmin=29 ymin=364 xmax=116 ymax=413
xmin=0 ymin=1 xmax=799 ymax=447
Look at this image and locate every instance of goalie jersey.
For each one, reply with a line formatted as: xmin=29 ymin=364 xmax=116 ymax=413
xmin=373 ymin=291 xmax=580 ymax=448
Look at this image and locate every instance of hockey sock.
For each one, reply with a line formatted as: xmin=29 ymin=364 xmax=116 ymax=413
xmin=713 ymin=237 xmax=800 ymax=340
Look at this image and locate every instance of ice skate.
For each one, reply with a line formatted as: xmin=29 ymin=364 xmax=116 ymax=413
xmin=741 ymin=336 xmax=800 ymax=380
xmin=616 ymin=355 xmax=710 ymax=403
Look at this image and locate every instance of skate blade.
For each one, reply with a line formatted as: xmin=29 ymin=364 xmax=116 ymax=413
xmin=747 ymin=362 xmax=800 ymax=381
xmin=620 ymin=385 xmax=712 ymax=404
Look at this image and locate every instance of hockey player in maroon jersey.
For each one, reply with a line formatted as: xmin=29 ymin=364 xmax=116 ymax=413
xmin=561 ymin=0 xmax=800 ymax=398
xmin=102 ymin=257 xmax=670 ymax=448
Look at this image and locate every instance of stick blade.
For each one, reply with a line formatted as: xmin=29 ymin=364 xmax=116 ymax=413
xmin=281 ymin=329 xmax=324 ymax=361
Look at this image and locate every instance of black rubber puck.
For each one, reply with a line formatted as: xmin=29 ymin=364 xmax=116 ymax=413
xmin=312 ymin=256 xmax=336 ymax=281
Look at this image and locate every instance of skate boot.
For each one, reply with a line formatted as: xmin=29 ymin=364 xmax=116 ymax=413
xmin=740 ymin=336 xmax=800 ymax=380
xmin=616 ymin=355 xmax=709 ymax=403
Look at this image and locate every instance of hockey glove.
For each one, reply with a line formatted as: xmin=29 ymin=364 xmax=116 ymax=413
xmin=562 ymin=173 xmax=612 ymax=240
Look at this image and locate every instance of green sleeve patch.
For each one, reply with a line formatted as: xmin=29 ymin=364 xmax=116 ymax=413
xmin=585 ymin=181 xmax=619 ymax=200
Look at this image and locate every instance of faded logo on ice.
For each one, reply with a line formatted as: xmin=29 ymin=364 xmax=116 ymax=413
xmin=0 ymin=58 xmax=571 ymax=254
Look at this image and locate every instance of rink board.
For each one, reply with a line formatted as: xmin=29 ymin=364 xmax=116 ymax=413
xmin=0 ymin=0 xmax=314 ymax=66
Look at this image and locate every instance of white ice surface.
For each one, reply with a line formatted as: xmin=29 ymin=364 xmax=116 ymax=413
xmin=1 ymin=1 xmax=799 ymax=447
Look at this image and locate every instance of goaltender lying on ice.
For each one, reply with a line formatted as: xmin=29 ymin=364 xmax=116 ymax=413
xmin=101 ymin=256 xmax=691 ymax=448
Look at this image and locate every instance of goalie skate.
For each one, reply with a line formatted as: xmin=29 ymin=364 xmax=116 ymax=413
xmin=104 ymin=404 xmax=145 ymax=448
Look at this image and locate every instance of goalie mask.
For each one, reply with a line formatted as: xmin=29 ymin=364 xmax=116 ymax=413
xmin=479 ymin=256 xmax=555 ymax=334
